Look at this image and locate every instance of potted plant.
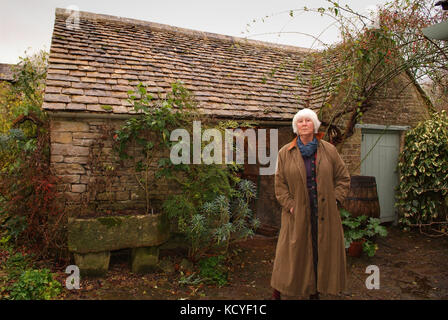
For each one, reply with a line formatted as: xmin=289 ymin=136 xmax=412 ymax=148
xmin=340 ymin=208 xmax=388 ymax=257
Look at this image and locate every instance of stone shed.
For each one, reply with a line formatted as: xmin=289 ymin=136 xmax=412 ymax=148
xmin=0 ymin=63 xmax=15 ymax=83
xmin=43 ymin=9 xmax=431 ymax=230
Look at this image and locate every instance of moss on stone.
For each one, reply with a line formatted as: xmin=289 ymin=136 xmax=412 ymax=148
xmin=74 ymin=251 xmax=110 ymax=277
xmin=131 ymin=246 xmax=159 ymax=274
xmin=68 ymin=213 xmax=170 ymax=254
xmin=97 ymin=216 xmax=123 ymax=228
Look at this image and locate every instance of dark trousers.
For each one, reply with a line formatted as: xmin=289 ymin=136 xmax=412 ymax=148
xmin=309 ymin=191 xmax=318 ymax=289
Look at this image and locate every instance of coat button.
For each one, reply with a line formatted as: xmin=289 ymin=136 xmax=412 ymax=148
xmin=321 ymin=198 xmax=325 ymax=202
xmin=321 ymin=217 xmax=324 ymax=221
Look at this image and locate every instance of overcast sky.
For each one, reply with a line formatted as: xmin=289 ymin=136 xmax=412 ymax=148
xmin=0 ymin=0 xmax=389 ymax=64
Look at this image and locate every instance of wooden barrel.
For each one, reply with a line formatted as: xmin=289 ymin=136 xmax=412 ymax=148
xmin=342 ymin=176 xmax=380 ymax=218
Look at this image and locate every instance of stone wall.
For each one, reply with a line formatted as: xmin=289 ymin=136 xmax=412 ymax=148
xmin=50 ymin=116 xmax=176 ymax=217
xmin=362 ymin=73 xmax=430 ymax=127
xmin=50 ymin=115 xmax=294 ymax=227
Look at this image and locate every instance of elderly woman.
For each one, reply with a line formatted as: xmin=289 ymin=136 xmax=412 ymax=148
xmin=271 ymin=108 xmax=350 ymax=300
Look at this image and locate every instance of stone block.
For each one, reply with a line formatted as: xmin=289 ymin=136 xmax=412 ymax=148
xmin=99 ymin=97 xmax=121 ymax=105
xmin=60 ymin=175 xmax=81 ymax=183
xmin=72 ymin=138 xmax=94 ymax=147
xmin=52 ymin=143 xmax=89 ymax=156
xmin=79 ymin=65 xmax=96 ymax=71
xmin=74 ymin=251 xmax=110 ymax=277
xmin=131 ymin=246 xmax=159 ymax=274
xmin=89 ymin=83 xmax=111 ymax=90
xmin=69 ymin=71 xmax=87 ymax=77
xmin=85 ymin=89 xmax=110 ymax=97
xmin=64 ymin=156 xmax=88 ymax=164
xmin=62 ymin=88 xmax=84 ymax=95
xmin=42 ymin=102 xmax=66 ymax=110
xmin=46 ymin=74 xmax=79 ymax=82
xmin=51 ymin=155 xmax=64 ymax=163
xmin=52 ymin=120 xmax=89 ymax=132
xmin=112 ymin=85 xmax=133 ymax=92
xmin=53 ymin=163 xmax=85 ymax=174
xmin=116 ymin=79 xmax=130 ymax=85
xmin=80 ymin=77 xmax=97 ymax=83
xmin=64 ymin=191 xmax=81 ymax=202
xmin=72 ymin=184 xmax=86 ymax=193
xmin=44 ymin=93 xmax=71 ymax=103
xmin=68 ymin=213 xmax=170 ymax=254
xmin=116 ymin=191 xmax=129 ymax=201
xmin=49 ymin=63 xmax=77 ymax=70
xmin=96 ymin=192 xmax=114 ymax=201
xmin=72 ymin=132 xmax=103 ymax=139
xmin=86 ymin=104 xmax=106 ymax=112
xmin=51 ymin=132 xmax=72 ymax=144
xmin=113 ymin=106 xmax=128 ymax=113
xmin=45 ymin=86 xmax=62 ymax=93
xmin=46 ymin=80 xmax=71 ymax=87
xmin=71 ymin=95 xmax=99 ymax=104
xmin=110 ymin=91 xmax=128 ymax=99
xmin=79 ymin=175 xmax=90 ymax=184
xmin=66 ymin=103 xmax=87 ymax=110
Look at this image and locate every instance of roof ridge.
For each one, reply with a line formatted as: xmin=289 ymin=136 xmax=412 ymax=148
xmin=55 ymin=8 xmax=315 ymax=54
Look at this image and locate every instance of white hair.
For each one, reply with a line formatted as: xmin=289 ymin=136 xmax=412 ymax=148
xmin=292 ymin=108 xmax=321 ymax=134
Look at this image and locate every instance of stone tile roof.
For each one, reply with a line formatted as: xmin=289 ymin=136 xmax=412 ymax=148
xmin=0 ymin=63 xmax=15 ymax=82
xmin=43 ymin=8 xmax=326 ymax=121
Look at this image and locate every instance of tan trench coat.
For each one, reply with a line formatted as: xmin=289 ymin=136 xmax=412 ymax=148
xmin=271 ymin=135 xmax=351 ymax=297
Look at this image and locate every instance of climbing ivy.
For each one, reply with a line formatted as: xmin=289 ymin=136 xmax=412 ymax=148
xmin=396 ymin=111 xmax=448 ymax=236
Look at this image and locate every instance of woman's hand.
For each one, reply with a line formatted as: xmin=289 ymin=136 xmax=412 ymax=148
xmin=289 ymin=207 xmax=294 ymax=214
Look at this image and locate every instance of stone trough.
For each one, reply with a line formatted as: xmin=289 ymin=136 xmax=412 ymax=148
xmin=68 ymin=213 xmax=170 ymax=276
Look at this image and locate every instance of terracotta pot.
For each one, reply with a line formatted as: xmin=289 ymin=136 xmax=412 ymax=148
xmin=348 ymin=239 xmax=365 ymax=257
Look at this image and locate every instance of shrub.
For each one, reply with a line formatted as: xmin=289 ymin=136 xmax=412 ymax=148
xmin=3 ymin=252 xmax=33 ymax=280
xmin=396 ymin=111 xmax=448 ymax=235
xmin=0 ymin=52 xmax=67 ymax=261
xmin=164 ymin=178 xmax=260 ymax=260
xmin=114 ymin=81 xmax=198 ymax=214
xmin=8 ymin=269 xmax=61 ymax=300
xmin=0 ymin=124 xmax=66 ymax=259
xmin=198 ymin=255 xmax=228 ymax=286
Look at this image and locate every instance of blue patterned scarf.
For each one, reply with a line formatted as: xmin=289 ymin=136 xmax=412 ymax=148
xmin=297 ymin=136 xmax=318 ymax=158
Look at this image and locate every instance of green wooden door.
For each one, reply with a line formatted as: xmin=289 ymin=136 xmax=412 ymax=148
xmin=361 ymin=130 xmax=400 ymax=223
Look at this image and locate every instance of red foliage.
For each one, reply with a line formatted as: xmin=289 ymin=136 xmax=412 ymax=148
xmin=0 ymin=119 xmax=68 ymax=262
